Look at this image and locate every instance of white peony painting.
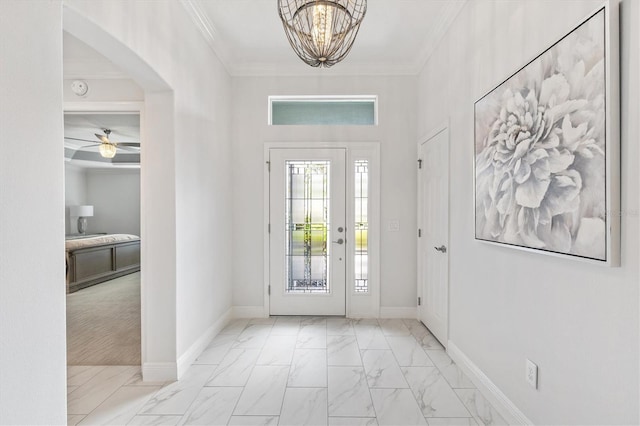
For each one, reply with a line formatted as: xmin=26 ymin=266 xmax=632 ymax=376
xmin=475 ymin=8 xmax=609 ymax=261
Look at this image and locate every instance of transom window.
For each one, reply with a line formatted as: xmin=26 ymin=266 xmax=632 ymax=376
xmin=269 ymin=96 xmax=377 ymax=126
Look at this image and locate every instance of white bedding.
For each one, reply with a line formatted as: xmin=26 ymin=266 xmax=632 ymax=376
xmin=65 ymin=234 xmax=140 ymax=251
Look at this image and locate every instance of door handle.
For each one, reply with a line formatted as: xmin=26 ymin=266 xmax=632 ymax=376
xmin=333 ymin=238 xmax=344 ymax=245
xmin=434 ymin=245 xmax=447 ymax=253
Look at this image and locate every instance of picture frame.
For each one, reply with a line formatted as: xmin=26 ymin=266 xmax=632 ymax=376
xmin=474 ymin=2 xmax=619 ymax=266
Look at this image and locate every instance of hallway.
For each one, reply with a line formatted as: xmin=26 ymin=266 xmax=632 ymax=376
xmin=67 ymin=317 xmax=506 ymax=425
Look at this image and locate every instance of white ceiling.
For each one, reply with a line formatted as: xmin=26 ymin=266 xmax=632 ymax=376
xmin=63 ymin=1 xmax=466 ymax=78
xmin=183 ymin=0 xmax=466 ymax=76
xmin=64 ymin=113 xmax=140 ymax=142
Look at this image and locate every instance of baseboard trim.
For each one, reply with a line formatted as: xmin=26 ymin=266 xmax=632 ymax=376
xmin=379 ymin=307 xmax=417 ymax=318
xmin=176 ymin=307 xmax=233 ymax=378
xmin=447 ymin=341 xmax=533 ymax=425
xmin=142 ymin=362 xmax=177 ymax=382
xmin=348 ymin=312 xmax=378 ymax=319
xmin=228 ymin=305 xmax=416 ymax=319
xmin=232 ymin=305 xmax=267 ymax=318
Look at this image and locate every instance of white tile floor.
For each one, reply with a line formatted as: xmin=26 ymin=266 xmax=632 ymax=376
xmin=67 ymin=317 xmax=509 ymax=426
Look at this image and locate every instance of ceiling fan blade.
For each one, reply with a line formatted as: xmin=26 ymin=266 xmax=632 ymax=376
xmin=64 ymin=136 xmax=97 ymax=144
xmin=117 ymin=145 xmax=139 ymax=152
xmin=95 ymin=133 xmax=110 ymax=143
xmin=117 ymin=142 xmax=141 ymax=147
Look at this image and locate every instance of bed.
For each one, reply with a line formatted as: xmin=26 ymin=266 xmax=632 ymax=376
xmin=66 ymin=234 xmax=141 ymax=293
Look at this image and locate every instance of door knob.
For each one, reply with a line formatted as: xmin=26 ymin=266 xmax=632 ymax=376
xmin=434 ymin=245 xmax=447 ymax=253
xmin=337 ymin=227 xmax=344 ymax=233
xmin=333 ymin=238 xmax=344 ymax=245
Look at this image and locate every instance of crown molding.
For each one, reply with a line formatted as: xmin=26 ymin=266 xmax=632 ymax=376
xmin=410 ymin=0 xmax=467 ymax=74
xmin=180 ymin=0 xmax=217 ymax=46
xmin=182 ymin=0 xmax=468 ymax=78
xmin=180 ymin=0 xmax=235 ymax=75
xmin=227 ymin=61 xmax=421 ymax=78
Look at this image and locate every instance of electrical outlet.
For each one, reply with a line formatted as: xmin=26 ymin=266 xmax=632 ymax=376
xmin=526 ymin=359 xmax=538 ymax=389
xmin=388 ymin=220 xmax=400 ymax=232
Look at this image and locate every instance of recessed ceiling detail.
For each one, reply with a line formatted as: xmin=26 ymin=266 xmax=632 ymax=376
xmin=64 ymin=113 xmax=141 ymax=169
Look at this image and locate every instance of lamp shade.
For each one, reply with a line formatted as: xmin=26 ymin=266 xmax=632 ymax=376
xmin=70 ymin=205 xmax=93 ymax=217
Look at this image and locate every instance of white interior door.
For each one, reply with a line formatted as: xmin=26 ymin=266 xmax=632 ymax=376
xmin=269 ymin=148 xmax=346 ymax=315
xmin=418 ymin=128 xmax=449 ymax=346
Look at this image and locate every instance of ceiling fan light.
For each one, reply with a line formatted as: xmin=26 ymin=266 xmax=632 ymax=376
xmin=99 ymin=143 xmax=117 ymax=159
xmin=278 ymin=0 xmax=367 ymax=68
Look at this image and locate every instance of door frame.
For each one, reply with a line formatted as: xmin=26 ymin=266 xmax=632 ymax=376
xmin=417 ymin=121 xmax=450 ymax=343
xmin=64 ymin=101 xmax=146 ymax=361
xmin=264 ymin=142 xmax=380 ymax=318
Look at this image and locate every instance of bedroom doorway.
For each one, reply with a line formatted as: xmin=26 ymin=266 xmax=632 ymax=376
xmin=63 ymin=4 xmax=178 ymax=382
xmin=64 ymin=107 xmax=142 ymax=366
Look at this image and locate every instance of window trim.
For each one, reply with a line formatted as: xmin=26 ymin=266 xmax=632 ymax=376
xmin=268 ymin=95 xmax=379 ymax=126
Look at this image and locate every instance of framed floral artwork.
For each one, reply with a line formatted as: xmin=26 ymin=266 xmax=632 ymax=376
xmin=474 ymin=3 xmax=619 ymax=265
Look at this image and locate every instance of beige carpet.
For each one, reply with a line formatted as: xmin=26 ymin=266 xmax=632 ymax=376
xmin=66 ymin=272 xmax=141 ymax=365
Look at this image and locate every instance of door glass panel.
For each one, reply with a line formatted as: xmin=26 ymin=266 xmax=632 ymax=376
xmin=285 ymin=160 xmax=330 ymax=293
xmin=354 ymin=160 xmax=368 ymax=293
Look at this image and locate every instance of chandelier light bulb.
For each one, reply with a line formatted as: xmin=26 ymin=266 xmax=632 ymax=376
xmin=312 ymin=3 xmax=334 ymax=60
xmin=99 ymin=142 xmax=117 ymax=159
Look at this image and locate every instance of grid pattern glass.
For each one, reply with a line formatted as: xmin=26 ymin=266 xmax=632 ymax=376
xmin=285 ymin=161 xmax=331 ymax=293
xmin=354 ymin=160 xmax=368 ymax=293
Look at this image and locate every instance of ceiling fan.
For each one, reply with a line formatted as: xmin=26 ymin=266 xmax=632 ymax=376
xmin=64 ymin=129 xmax=140 ymax=159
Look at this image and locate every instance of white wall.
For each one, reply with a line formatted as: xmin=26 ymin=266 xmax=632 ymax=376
xmin=417 ymin=1 xmax=639 ymax=424
xmin=0 ymin=2 xmax=67 ymax=424
xmin=0 ymin=1 xmax=234 ymax=420
xmin=65 ymin=164 xmax=87 ymax=234
xmin=63 ymin=78 xmax=143 ymax=102
xmin=63 ymin=77 xmax=142 ymax=237
xmin=65 ymin=166 xmax=141 ymax=235
xmin=231 ymin=76 xmax=417 ymax=311
xmin=86 ymin=169 xmax=140 ymax=235
xmin=63 ymin=0 xmax=234 ymax=375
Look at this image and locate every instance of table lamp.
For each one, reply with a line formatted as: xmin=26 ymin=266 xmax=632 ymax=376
xmin=70 ymin=205 xmax=94 ymax=234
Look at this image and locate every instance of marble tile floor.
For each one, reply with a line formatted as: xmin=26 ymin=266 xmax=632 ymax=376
xmin=67 ymin=317 xmax=509 ymax=426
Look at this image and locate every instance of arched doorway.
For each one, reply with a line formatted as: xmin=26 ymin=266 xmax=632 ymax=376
xmin=63 ymin=4 xmax=179 ymax=382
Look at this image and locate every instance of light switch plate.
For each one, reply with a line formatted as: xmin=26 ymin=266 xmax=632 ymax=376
xmin=388 ymin=220 xmax=400 ymax=232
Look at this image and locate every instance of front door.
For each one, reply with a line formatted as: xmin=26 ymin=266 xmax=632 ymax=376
xmin=418 ymin=128 xmax=449 ymax=346
xmin=269 ymin=148 xmax=346 ymax=315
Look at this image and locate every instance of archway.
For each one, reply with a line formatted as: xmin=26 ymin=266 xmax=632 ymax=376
xmin=63 ymin=4 xmax=178 ymax=381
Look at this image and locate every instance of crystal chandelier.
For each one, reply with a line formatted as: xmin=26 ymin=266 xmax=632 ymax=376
xmin=278 ymin=0 xmax=367 ymax=68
